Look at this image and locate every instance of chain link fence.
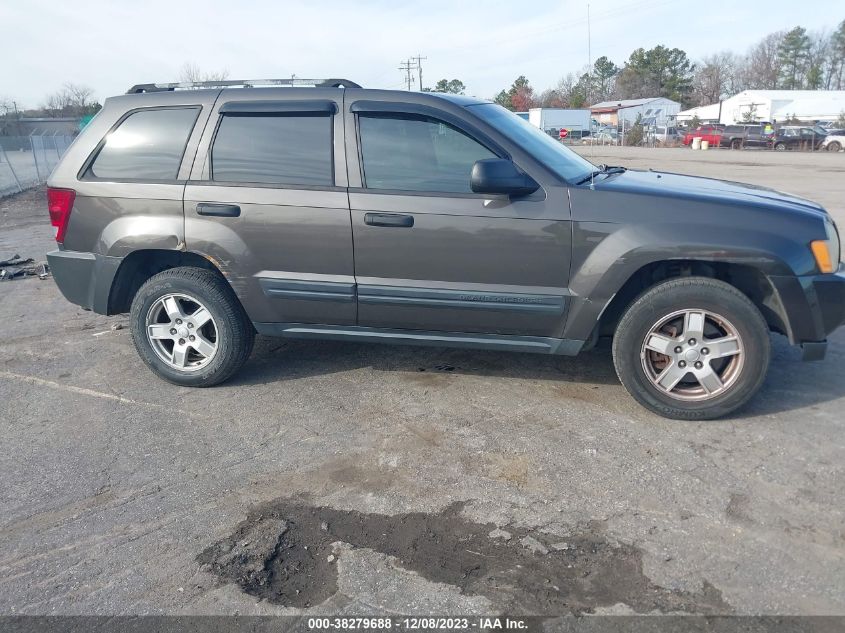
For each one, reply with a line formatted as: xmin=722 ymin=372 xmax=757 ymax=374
xmin=0 ymin=135 xmax=74 ymax=197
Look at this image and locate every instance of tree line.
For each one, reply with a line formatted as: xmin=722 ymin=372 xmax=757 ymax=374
xmin=429 ymin=20 xmax=845 ymax=111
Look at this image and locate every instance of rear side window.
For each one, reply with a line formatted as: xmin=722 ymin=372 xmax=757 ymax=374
xmin=89 ymin=108 xmax=199 ymax=180
xmin=358 ymin=114 xmax=497 ymax=193
xmin=211 ymin=114 xmax=333 ymax=186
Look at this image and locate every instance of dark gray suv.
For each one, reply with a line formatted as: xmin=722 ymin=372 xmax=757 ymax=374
xmin=46 ymin=78 xmax=845 ymax=419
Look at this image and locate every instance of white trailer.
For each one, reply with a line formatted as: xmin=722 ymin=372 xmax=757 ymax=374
xmin=528 ymin=109 xmax=593 ymax=137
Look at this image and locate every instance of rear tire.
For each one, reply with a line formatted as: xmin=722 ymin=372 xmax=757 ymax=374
xmin=774 ymin=142 xmax=787 ymax=151
xmin=130 ymin=267 xmax=254 ymax=387
xmin=730 ymin=139 xmax=742 ymax=150
xmin=612 ymin=277 xmax=770 ymax=420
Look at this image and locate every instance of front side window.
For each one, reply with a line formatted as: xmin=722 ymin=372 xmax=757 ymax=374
xmin=211 ymin=114 xmax=333 ymax=186
xmin=90 ymin=107 xmax=199 ymax=180
xmin=358 ymin=114 xmax=497 ymax=193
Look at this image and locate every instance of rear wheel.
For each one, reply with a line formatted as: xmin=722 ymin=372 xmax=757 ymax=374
xmin=774 ymin=142 xmax=787 ymax=151
xmin=612 ymin=277 xmax=770 ymax=420
xmin=130 ymin=267 xmax=254 ymax=387
xmin=827 ymin=141 xmax=842 ymax=152
xmin=730 ymin=139 xmax=742 ymax=150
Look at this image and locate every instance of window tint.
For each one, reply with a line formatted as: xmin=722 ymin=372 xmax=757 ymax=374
xmin=211 ymin=114 xmax=333 ymax=185
xmin=358 ymin=114 xmax=497 ymax=193
xmin=90 ymin=108 xmax=199 ymax=180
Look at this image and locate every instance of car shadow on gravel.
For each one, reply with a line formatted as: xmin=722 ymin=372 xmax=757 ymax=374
xmin=198 ymin=498 xmax=730 ymax=614
xmin=226 ymin=333 xmax=845 ymax=418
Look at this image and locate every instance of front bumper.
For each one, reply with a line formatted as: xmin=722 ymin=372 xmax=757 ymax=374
xmin=46 ymin=250 xmax=123 ymax=315
xmin=769 ymin=264 xmax=845 ymax=361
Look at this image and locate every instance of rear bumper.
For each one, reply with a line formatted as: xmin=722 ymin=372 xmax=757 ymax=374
xmin=770 ymin=265 xmax=845 ymax=361
xmin=46 ymin=250 xmax=122 ymax=315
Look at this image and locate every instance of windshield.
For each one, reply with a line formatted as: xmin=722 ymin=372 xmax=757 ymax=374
xmin=468 ymin=103 xmax=595 ymax=182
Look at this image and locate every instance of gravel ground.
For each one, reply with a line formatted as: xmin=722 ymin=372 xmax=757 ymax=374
xmin=1 ymin=148 xmax=843 ymax=617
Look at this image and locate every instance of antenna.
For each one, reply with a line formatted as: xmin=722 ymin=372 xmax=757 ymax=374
xmin=587 ymin=3 xmax=592 ymax=104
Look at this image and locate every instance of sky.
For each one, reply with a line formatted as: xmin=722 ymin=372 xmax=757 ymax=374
xmin=2 ymin=0 xmax=838 ymax=109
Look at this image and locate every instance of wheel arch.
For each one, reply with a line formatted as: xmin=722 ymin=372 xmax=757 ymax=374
xmin=593 ymin=259 xmax=789 ymax=341
xmin=106 ymin=249 xmax=231 ymax=315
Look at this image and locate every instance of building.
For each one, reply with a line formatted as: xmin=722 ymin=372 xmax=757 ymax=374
xmin=677 ymin=90 xmax=845 ymax=125
xmin=589 ymin=98 xmax=681 ymax=126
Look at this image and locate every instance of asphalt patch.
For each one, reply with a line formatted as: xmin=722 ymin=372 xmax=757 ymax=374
xmin=198 ymin=500 xmax=729 ymax=614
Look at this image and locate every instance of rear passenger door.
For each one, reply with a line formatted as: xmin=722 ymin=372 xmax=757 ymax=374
xmin=185 ymin=91 xmax=355 ymax=327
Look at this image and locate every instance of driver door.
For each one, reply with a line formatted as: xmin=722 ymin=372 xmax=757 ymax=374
xmin=345 ymin=103 xmax=572 ymax=337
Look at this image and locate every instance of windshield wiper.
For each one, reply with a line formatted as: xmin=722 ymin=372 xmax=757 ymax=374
xmin=575 ymin=164 xmax=627 ymax=185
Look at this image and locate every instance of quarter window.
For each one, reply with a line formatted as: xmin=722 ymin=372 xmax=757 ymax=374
xmin=90 ymin=108 xmax=199 ymax=180
xmin=358 ymin=114 xmax=497 ymax=193
xmin=211 ymin=114 xmax=333 ymax=185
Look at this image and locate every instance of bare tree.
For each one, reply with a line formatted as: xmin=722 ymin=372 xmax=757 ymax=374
xmin=65 ymin=83 xmax=94 ymax=109
xmin=740 ymin=31 xmax=785 ymax=90
xmin=179 ymin=62 xmax=229 ymax=84
xmin=693 ymin=52 xmax=743 ymax=105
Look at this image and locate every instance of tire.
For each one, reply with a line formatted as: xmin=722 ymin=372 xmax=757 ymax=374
xmin=129 ymin=266 xmax=255 ymax=387
xmin=612 ymin=277 xmax=770 ymax=420
xmin=774 ymin=142 xmax=787 ymax=151
xmin=827 ymin=141 xmax=842 ymax=152
xmin=730 ymin=139 xmax=742 ymax=150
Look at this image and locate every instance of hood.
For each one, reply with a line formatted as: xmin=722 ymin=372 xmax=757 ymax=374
xmin=592 ymin=169 xmax=828 ymax=220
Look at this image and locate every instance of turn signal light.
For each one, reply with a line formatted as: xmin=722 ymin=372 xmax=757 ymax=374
xmin=47 ymin=188 xmax=76 ymax=243
xmin=810 ymin=240 xmax=835 ymax=274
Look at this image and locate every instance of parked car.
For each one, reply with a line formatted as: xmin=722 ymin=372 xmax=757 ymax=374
xmin=682 ymin=126 xmax=722 ymax=146
xmin=45 ymin=78 xmax=845 ymax=420
xmin=822 ymin=135 xmax=845 ymax=152
xmin=581 ymin=128 xmax=618 ymax=145
xmin=770 ymin=127 xmax=827 ymax=151
xmin=646 ymin=125 xmax=682 ymax=145
xmin=719 ymin=124 xmax=773 ymax=149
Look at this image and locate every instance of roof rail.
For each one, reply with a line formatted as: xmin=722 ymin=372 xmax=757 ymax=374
xmin=126 ymin=78 xmax=362 ymax=94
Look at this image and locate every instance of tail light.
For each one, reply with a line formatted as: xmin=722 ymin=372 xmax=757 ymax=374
xmin=47 ymin=188 xmax=76 ymax=243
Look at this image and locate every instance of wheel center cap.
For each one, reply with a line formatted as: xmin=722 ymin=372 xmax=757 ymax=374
xmin=684 ymin=348 xmax=701 ymax=362
xmin=178 ymin=326 xmax=189 ymax=338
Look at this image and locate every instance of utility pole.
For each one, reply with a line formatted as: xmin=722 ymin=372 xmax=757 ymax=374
xmin=412 ymin=54 xmax=427 ymax=91
xmin=399 ymin=59 xmax=416 ymax=91
xmin=587 ymin=3 xmax=592 ymax=104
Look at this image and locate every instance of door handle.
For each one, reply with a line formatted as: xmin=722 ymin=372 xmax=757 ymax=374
xmin=364 ymin=212 xmax=414 ymax=228
xmin=197 ymin=203 xmax=241 ymax=217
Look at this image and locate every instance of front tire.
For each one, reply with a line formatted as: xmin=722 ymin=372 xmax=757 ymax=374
xmin=612 ymin=277 xmax=770 ymax=420
xmin=827 ymin=141 xmax=842 ymax=152
xmin=774 ymin=142 xmax=787 ymax=151
xmin=130 ymin=267 xmax=254 ymax=387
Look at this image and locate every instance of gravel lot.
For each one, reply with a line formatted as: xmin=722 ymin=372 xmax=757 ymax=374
xmin=1 ymin=148 xmax=843 ymax=617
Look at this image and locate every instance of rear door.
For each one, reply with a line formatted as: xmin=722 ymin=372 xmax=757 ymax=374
xmin=344 ymin=100 xmax=572 ymax=338
xmin=184 ymin=90 xmax=355 ymax=327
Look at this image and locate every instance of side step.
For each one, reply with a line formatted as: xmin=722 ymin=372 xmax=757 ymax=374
xmin=254 ymin=323 xmax=584 ymax=356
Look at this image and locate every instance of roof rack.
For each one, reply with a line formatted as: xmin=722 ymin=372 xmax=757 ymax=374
xmin=126 ymin=78 xmax=361 ymax=94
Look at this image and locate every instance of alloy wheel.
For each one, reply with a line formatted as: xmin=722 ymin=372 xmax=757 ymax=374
xmin=146 ymin=293 xmax=218 ymax=372
xmin=640 ymin=309 xmax=745 ymax=401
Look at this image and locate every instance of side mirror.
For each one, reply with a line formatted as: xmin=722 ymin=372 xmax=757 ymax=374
xmin=471 ymin=158 xmax=539 ymax=197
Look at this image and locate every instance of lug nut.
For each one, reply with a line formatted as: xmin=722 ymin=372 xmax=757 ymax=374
xmin=170 ymin=328 xmax=177 ymax=335
xmin=678 ymin=361 xmax=687 ymax=368
xmin=674 ymin=346 xmax=683 ymax=354
xmin=189 ymin=335 xmax=196 ymax=341
xmin=694 ymin=361 xmax=703 ymax=369
xmin=701 ymin=347 xmax=709 ymax=355
xmin=178 ymin=338 xmax=185 ymax=345
xmin=187 ymin=323 xmax=194 ymax=329
xmin=688 ymin=338 xmax=697 ymax=345
xmin=176 ymin=319 xmax=183 ymax=325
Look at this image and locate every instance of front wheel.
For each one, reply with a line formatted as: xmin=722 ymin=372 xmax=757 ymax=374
xmin=130 ymin=267 xmax=255 ymax=387
xmin=730 ymin=139 xmax=742 ymax=150
xmin=827 ymin=141 xmax=842 ymax=152
xmin=612 ymin=277 xmax=770 ymax=420
xmin=774 ymin=142 xmax=787 ymax=151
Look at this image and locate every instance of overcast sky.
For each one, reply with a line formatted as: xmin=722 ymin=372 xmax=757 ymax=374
xmin=2 ymin=0 xmax=836 ymax=108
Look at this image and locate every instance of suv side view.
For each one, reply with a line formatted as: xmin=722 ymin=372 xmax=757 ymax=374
xmin=47 ymin=78 xmax=845 ymax=420
xmin=719 ymin=124 xmax=773 ymax=149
